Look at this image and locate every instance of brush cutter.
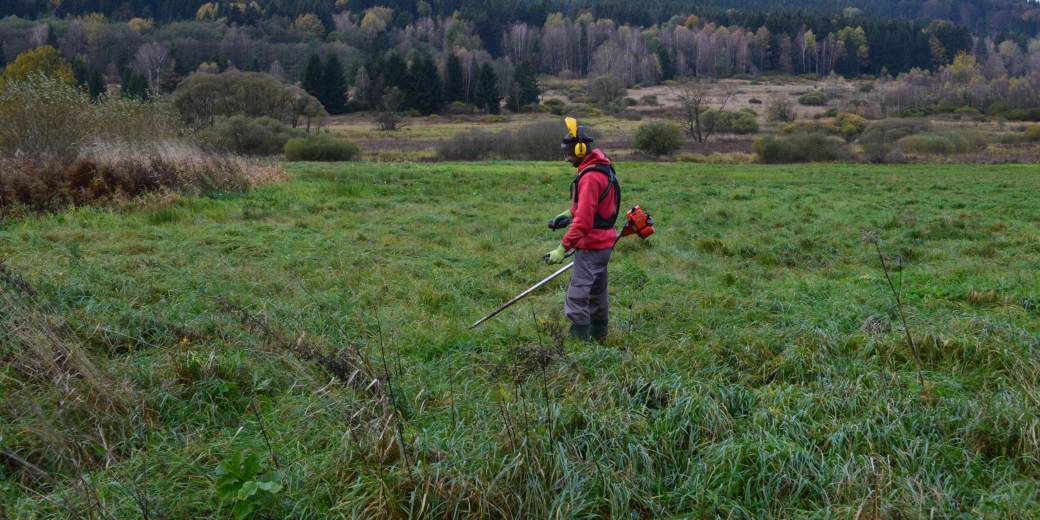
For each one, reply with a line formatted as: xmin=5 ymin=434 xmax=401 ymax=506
xmin=469 ymin=206 xmax=655 ymax=329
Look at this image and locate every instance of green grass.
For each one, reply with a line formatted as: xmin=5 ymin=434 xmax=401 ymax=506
xmin=2 ymin=162 xmax=1039 ymax=518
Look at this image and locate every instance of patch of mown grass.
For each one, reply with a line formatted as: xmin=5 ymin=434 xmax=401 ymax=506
xmin=1 ymin=162 xmax=1039 ymax=517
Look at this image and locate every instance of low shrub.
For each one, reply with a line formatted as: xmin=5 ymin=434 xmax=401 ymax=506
xmin=436 ymin=130 xmax=496 ymax=160
xmin=632 ymin=121 xmax=684 ymax=157
xmin=704 ymin=108 xmax=759 ymax=135
xmin=1 ymin=144 xmax=276 ymax=215
xmin=1025 ymin=125 xmax=1040 ymax=142
xmin=1005 ymin=108 xmax=1040 ymax=122
xmin=436 ymin=121 xmax=572 ymax=161
xmin=543 ymin=98 xmax=566 ymax=115
xmin=447 ymin=101 xmax=478 ymax=115
xmin=835 ymin=113 xmax=867 ymax=142
xmin=859 ymin=119 xmax=932 ymax=162
xmin=798 ymin=91 xmax=827 ymax=106
xmin=284 ymin=135 xmax=360 ymax=161
xmin=639 ymin=95 xmax=658 ymax=106
xmin=676 ymin=152 xmax=755 ymax=164
xmin=199 ymin=116 xmax=305 ymax=156
xmin=748 ymin=98 xmax=762 ymax=105
xmin=783 ymin=121 xmax=839 ymax=135
xmin=509 ymin=121 xmax=564 ymax=160
xmin=753 ymin=133 xmax=851 ymax=163
xmin=623 ymin=97 xmax=638 ymax=107
xmin=766 ymin=95 xmax=797 ymax=122
xmin=895 ymin=132 xmax=987 ymax=155
xmin=0 ymin=75 xmax=177 ymax=162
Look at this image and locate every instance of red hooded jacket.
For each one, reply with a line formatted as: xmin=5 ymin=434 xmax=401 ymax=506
xmin=562 ymin=149 xmax=619 ymax=251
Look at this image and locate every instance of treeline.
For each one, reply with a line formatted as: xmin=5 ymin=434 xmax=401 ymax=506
xmin=8 ymin=0 xmax=1040 ymax=40
xmin=3 ymin=2 xmax=1039 ymax=119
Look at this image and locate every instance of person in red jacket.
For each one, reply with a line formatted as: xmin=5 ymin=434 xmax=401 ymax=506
xmin=545 ymin=117 xmax=620 ymax=341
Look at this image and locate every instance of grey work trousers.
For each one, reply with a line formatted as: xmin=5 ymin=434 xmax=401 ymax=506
xmin=564 ymin=248 xmax=612 ymax=326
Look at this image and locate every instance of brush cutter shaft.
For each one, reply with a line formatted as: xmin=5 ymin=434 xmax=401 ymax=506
xmin=469 ymin=261 xmax=575 ymax=329
xmin=469 ymin=206 xmax=655 ymax=329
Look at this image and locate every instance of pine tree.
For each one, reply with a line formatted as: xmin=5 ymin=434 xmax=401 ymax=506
xmin=88 ymin=69 xmax=106 ymax=99
xmin=382 ymin=52 xmax=407 ymax=90
xmin=301 ymin=53 xmax=323 ymax=102
xmin=322 ymin=53 xmax=348 ymax=114
xmin=507 ymin=60 xmax=539 ymax=112
xmin=406 ymin=53 xmax=443 ymax=115
xmin=0 ymin=43 xmax=6 ymax=69
xmin=443 ymin=53 xmax=464 ymax=103
xmin=475 ymin=62 xmax=500 ymax=114
xmin=657 ymin=48 xmax=674 ymax=81
xmin=121 ymin=71 xmax=149 ymax=99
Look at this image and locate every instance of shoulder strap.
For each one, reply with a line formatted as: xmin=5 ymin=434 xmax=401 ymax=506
xmin=573 ymin=164 xmax=616 ymax=204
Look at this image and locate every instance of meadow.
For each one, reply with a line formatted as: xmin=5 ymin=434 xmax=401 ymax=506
xmin=2 ymin=161 xmax=1039 ymax=518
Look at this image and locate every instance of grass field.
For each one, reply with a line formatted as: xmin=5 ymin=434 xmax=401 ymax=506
xmin=2 ymin=162 xmax=1039 ymax=518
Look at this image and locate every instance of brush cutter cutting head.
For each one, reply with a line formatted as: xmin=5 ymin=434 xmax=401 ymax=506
xmin=621 ymin=205 xmax=655 ymax=239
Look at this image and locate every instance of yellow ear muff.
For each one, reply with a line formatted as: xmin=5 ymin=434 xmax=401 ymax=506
xmin=575 ymin=142 xmax=587 ymax=158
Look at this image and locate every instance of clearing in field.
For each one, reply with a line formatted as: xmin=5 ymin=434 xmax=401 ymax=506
xmin=2 ymin=162 xmax=1039 ymax=517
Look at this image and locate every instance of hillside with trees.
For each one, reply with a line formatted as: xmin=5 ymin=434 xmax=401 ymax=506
xmin=3 ymin=0 xmax=1039 ymax=120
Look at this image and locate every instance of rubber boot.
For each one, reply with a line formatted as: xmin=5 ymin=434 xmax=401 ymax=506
xmin=570 ymin=324 xmax=592 ymax=341
xmin=591 ymin=320 xmax=608 ymax=341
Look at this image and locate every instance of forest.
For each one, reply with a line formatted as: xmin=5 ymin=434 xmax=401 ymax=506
xmin=3 ymin=0 xmax=1038 ymax=118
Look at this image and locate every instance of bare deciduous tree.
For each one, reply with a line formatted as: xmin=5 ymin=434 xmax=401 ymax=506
xmin=376 ymin=87 xmax=404 ymax=131
xmin=133 ymin=43 xmax=169 ymax=91
xmin=673 ymin=80 xmax=737 ymax=144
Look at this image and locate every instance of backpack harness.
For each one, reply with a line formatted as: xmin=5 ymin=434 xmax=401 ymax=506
xmin=571 ymin=164 xmax=622 ymax=230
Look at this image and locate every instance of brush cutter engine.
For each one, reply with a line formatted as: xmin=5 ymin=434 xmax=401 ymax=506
xmin=621 ymin=206 xmax=654 ymax=239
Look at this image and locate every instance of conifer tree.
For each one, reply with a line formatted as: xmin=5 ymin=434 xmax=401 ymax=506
xmin=475 ymin=62 xmax=500 ymax=114
xmin=301 ymin=53 xmax=324 ymax=103
xmin=507 ymin=60 xmax=539 ymax=112
xmin=443 ymin=52 xmax=464 ymax=103
xmin=382 ymin=52 xmax=407 ymax=91
xmin=406 ymin=53 xmax=443 ymax=115
xmin=321 ymin=53 xmax=348 ymax=114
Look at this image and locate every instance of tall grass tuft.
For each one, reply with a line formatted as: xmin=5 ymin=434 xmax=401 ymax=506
xmin=0 ymin=261 xmax=154 ymax=493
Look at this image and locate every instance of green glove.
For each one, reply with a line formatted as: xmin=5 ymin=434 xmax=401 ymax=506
xmin=544 ymin=244 xmax=568 ymax=264
xmin=548 ymin=210 xmax=572 ymax=230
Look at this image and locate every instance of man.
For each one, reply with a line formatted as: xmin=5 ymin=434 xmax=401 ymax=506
xmin=545 ymin=117 xmax=621 ymax=341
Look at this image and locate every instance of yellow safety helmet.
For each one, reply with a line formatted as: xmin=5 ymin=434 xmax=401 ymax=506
xmin=562 ymin=116 xmax=593 ymax=158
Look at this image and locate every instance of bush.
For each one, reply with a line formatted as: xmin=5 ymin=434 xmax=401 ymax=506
xmin=284 ymin=135 xmax=360 ymax=161
xmin=543 ymin=98 xmax=566 ymax=115
xmin=895 ymin=132 xmax=987 ymax=155
xmin=753 ymin=133 xmax=851 ymax=163
xmin=587 ymin=75 xmax=625 ymax=106
xmin=632 ymin=121 xmax=684 ymax=157
xmin=436 ymin=121 xmax=569 ymax=161
xmin=783 ymin=121 xmax=839 ymax=135
xmin=766 ymin=95 xmax=797 ymax=122
xmin=1 ymin=75 xmax=92 ymax=161
xmin=835 ymin=113 xmax=867 ymax=142
xmin=798 ymin=91 xmax=827 ymax=106
xmin=436 ymin=130 xmax=496 ymax=160
xmin=623 ymin=97 xmax=638 ymax=107
xmin=748 ymin=98 xmax=762 ymax=105
xmin=704 ymin=108 xmax=759 ymax=135
xmin=1005 ymin=108 xmax=1040 ymax=122
xmin=1025 ymin=125 xmax=1040 ymax=142
xmin=447 ymin=101 xmax=478 ymax=115
xmin=859 ymin=119 xmax=932 ymax=162
xmin=639 ymin=95 xmax=658 ymax=106
xmin=508 ymin=121 xmax=565 ymax=160
xmin=1 ymin=144 xmax=277 ymax=214
xmin=199 ymin=116 xmax=305 ymax=156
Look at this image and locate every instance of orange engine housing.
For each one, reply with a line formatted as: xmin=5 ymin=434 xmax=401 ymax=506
xmin=622 ymin=205 xmax=655 ymax=239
